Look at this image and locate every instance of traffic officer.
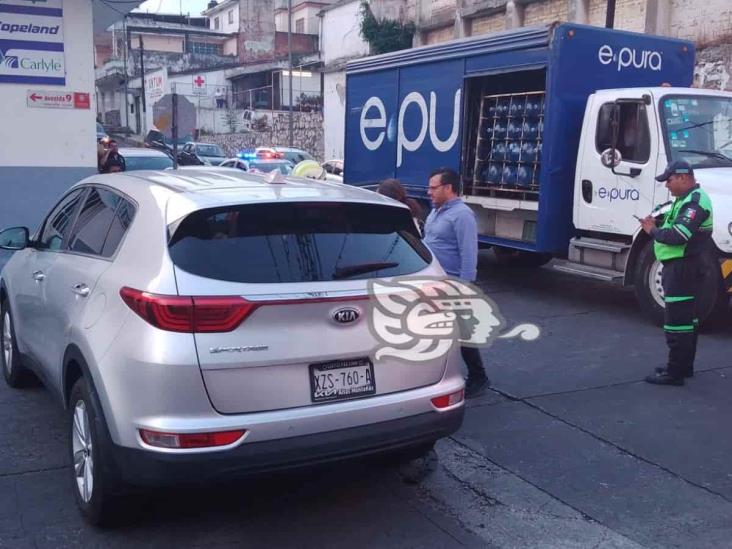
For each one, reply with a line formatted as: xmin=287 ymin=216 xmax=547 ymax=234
xmin=639 ymin=160 xmax=713 ymax=386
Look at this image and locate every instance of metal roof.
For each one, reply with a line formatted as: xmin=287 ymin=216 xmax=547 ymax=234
xmin=346 ymin=24 xmax=555 ymax=74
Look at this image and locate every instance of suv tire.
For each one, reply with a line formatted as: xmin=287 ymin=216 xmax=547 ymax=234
xmin=1 ymin=300 xmax=34 ymax=388
xmin=69 ymin=377 xmax=125 ymax=526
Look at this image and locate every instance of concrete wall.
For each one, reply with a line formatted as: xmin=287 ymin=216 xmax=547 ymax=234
xmin=321 ymin=0 xmax=370 ymax=65
xmin=204 ymin=111 xmax=325 ymax=160
xmin=238 ymin=0 xmax=276 ymax=62
xmin=670 ymin=0 xmax=732 ymax=44
xmin=470 ymin=13 xmax=505 ymax=36
xmin=320 ymin=0 xmax=370 ymax=162
xmin=224 ymin=36 xmax=238 ymax=56
xmin=323 ymin=71 xmax=346 ymax=160
xmin=136 ymin=34 xmax=184 ymax=53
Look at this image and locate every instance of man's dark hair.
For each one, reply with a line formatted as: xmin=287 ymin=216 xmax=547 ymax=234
xmin=429 ymin=167 xmax=460 ymax=193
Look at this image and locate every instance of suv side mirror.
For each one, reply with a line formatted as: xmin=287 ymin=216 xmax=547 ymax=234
xmin=0 ymin=227 xmax=30 ymax=250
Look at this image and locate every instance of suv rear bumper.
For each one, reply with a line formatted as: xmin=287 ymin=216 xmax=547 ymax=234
xmin=109 ymin=407 xmax=463 ymax=486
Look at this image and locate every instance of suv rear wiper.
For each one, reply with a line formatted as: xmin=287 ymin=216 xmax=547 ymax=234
xmin=333 ymin=262 xmax=399 ymax=280
xmin=677 ymin=149 xmax=732 ymax=162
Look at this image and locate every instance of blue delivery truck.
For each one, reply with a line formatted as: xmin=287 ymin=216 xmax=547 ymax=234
xmin=344 ymin=23 xmax=732 ymax=323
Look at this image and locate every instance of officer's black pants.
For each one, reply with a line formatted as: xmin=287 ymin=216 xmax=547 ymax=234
xmin=662 ymin=258 xmax=702 ymax=378
xmin=461 ymin=346 xmax=485 ymax=380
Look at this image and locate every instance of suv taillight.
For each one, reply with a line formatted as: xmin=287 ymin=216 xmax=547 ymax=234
xmin=120 ymin=287 xmax=257 ymax=333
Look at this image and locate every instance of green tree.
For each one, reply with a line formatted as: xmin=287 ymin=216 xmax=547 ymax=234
xmin=359 ymin=2 xmax=415 ymax=55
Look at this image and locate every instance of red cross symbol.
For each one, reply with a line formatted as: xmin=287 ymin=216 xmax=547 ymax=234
xmin=194 ymin=76 xmax=205 ymax=87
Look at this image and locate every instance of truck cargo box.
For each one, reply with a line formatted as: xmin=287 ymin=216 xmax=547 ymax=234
xmin=344 ymin=23 xmax=694 ymax=253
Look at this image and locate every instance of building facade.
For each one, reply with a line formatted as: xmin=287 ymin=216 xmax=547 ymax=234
xmin=0 ymin=0 xmax=140 ymax=245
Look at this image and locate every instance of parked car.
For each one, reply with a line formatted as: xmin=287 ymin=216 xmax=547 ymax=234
xmin=180 ymin=142 xmax=226 ymax=166
xmin=219 ymin=157 xmax=294 ymax=175
xmin=119 ymin=147 xmax=174 ymax=171
xmin=0 ymin=168 xmax=464 ymax=525
xmin=323 ymin=159 xmax=344 ymax=176
xmin=272 ymin=147 xmax=315 ymax=164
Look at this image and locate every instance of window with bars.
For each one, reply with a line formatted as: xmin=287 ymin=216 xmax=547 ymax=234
xmin=188 ymin=41 xmax=223 ymax=55
xmin=295 ymin=18 xmax=305 ymax=33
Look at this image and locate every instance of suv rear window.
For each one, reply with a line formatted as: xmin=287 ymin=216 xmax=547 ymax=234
xmin=168 ymin=202 xmax=431 ymax=283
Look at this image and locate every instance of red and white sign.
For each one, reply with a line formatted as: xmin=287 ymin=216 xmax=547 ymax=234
xmin=27 ymin=90 xmax=91 ymax=110
xmin=73 ymin=92 xmax=90 ymax=110
xmin=192 ymin=74 xmax=206 ymax=95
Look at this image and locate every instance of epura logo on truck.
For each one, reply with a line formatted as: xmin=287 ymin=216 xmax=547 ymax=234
xmin=359 ymin=89 xmax=462 ymax=166
xmin=598 ymin=45 xmax=662 ymax=72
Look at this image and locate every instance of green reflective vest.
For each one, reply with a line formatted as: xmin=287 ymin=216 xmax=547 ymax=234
xmin=654 ymin=187 xmax=713 ymax=262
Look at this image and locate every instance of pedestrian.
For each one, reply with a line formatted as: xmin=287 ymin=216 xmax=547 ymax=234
xmin=98 ymin=139 xmax=126 ymax=173
xmin=377 ymin=178 xmax=425 ymax=235
xmin=422 ymin=167 xmax=488 ymax=398
xmin=215 ymin=88 xmax=225 ymax=108
xmin=640 ymin=160 xmax=713 ymax=386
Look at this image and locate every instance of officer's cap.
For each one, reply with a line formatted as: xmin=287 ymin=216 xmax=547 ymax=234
xmin=655 ymin=160 xmax=694 ymax=182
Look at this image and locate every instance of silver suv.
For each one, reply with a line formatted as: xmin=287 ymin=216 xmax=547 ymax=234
xmin=0 ymin=169 xmax=465 ymax=525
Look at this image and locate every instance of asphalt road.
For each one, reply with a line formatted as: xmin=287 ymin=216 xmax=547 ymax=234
xmin=1 ymin=251 xmax=730 ymax=548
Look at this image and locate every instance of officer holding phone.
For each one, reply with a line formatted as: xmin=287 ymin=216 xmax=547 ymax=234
xmin=638 ymin=160 xmax=714 ymax=386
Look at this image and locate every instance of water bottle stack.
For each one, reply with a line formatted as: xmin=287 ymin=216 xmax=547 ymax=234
xmin=476 ymin=92 xmax=545 ymax=191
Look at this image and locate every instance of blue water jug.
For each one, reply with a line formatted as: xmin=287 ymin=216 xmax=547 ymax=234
xmin=491 ymin=142 xmax=507 ymax=161
xmin=502 ymin=164 xmax=518 ymax=186
xmin=521 ymin=142 xmax=536 ymax=162
xmin=508 ymin=142 xmax=522 ymax=161
xmin=495 ymin=99 xmax=510 ymax=118
xmin=507 ymin=121 xmax=523 ymax=139
xmin=492 ymin=122 xmax=507 ymax=139
xmin=509 ymin=99 xmax=525 ymax=118
xmin=517 ymin=165 xmax=532 ymax=188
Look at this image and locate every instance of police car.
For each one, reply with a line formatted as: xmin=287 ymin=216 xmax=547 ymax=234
xmin=219 ymin=149 xmax=294 ymax=174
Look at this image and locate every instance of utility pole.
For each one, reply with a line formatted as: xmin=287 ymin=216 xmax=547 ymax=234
xmin=605 ymin=0 xmax=616 ymax=28
xmin=172 ymin=85 xmax=179 ymax=169
xmin=122 ymin=15 xmax=130 ymax=135
xmin=139 ymin=35 xmax=147 ymax=135
xmin=288 ymin=0 xmax=293 ymax=147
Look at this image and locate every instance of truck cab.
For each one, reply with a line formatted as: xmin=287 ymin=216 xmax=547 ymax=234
xmin=571 ymin=87 xmax=732 ymax=320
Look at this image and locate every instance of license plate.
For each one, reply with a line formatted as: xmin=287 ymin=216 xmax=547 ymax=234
xmin=309 ymin=358 xmax=376 ymax=403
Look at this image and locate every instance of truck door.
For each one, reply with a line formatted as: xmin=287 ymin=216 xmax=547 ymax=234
xmin=575 ymin=93 xmax=661 ymax=235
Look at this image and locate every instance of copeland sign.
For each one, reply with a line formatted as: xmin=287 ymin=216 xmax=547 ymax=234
xmin=0 ymin=0 xmax=65 ymax=85
xmin=597 ymin=44 xmax=662 ymax=72
xmin=360 ymin=89 xmax=461 ymax=167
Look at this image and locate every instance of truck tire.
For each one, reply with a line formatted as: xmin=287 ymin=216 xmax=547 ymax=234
xmin=493 ymin=247 xmax=552 ymax=268
xmin=634 ymin=241 xmax=726 ymax=326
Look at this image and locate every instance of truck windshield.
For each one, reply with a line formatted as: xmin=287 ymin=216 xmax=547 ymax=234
xmin=660 ymin=95 xmax=732 ymax=168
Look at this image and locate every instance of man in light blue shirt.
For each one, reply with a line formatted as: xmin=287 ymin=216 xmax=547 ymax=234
xmin=423 ymin=168 xmax=488 ymax=398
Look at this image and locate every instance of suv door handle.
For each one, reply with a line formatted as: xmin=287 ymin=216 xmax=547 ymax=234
xmin=32 ymin=270 xmax=45 ymax=281
xmin=71 ymin=284 xmax=90 ymax=297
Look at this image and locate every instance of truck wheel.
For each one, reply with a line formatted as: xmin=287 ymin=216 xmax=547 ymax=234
xmin=634 ymin=242 xmax=726 ymax=326
xmin=493 ymin=247 xmax=552 ymax=268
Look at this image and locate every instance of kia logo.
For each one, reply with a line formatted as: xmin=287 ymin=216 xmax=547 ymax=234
xmin=332 ymin=307 xmax=360 ymax=324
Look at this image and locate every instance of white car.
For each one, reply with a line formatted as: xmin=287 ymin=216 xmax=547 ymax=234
xmin=0 ymin=168 xmax=464 ymax=525
xmin=118 ymin=147 xmax=174 ymax=171
xmin=219 ymin=157 xmax=294 ymax=174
